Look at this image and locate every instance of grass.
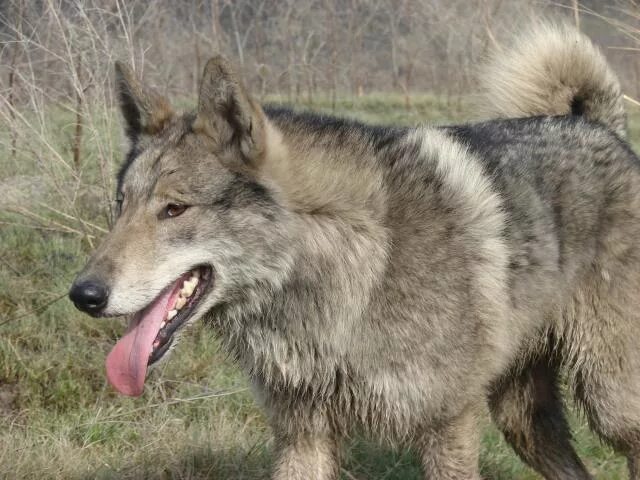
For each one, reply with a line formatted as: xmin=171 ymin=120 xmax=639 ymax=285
xmin=1 ymin=94 xmax=638 ymax=479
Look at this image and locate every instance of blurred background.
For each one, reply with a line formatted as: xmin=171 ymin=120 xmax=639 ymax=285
xmin=1 ymin=1 xmax=639 ymax=478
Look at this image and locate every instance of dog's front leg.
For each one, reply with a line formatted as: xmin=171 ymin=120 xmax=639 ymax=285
xmin=417 ymin=405 xmax=482 ymax=480
xmin=272 ymin=429 xmax=340 ymax=480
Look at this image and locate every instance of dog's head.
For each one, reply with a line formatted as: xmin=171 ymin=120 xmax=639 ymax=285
xmin=69 ymin=57 xmax=293 ymax=396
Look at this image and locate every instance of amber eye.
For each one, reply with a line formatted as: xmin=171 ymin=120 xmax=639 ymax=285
xmin=163 ymin=203 xmax=188 ymax=219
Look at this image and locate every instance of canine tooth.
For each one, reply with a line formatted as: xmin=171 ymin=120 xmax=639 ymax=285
xmin=167 ymin=309 xmax=177 ymax=320
xmin=160 ymin=321 xmax=166 ymax=329
xmin=175 ymin=296 xmax=186 ymax=310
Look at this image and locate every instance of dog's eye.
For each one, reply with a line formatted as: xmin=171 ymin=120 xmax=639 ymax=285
xmin=162 ymin=203 xmax=188 ymax=219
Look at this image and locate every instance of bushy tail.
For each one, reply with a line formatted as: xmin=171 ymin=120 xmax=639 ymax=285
xmin=478 ymin=23 xmax=627 ymax=138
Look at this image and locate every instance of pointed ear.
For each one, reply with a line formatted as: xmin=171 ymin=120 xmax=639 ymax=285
xmin=114 ymin=61 xmax=174 ymax=142
xmin=193 ymin=55 xmax=266 ymax=169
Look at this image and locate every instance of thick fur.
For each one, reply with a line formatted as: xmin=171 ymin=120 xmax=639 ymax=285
xmin=479 ymin=23 xmax=627 ymax=139
xmin=70 ymin=25 xmax=640 ymax=479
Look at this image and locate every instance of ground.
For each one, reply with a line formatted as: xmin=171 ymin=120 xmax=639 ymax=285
xmin=0 ymin=94 xmax=637 ymax=479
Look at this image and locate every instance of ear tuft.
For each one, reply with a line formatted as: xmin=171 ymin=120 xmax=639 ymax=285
xmin=114 ymin=62 xmax=174 ymax=141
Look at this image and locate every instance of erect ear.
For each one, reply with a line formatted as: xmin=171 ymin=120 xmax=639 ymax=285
xmin=193 ymin=55 xmax=266 ymax=170
xmin=114 ymin=61 xmax=174 ymax=142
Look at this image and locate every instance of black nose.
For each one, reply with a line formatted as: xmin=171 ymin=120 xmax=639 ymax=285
xmin=69 ymin=279 xmax=109 ymax=315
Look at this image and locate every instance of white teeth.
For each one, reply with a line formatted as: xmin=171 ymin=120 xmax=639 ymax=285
xmin=160 ymin=320 xmax=166 ymax=329
xmin=175 ymin=296 xmax=186 ymax=310
xmin=177 ymin=275 xmax=199 ymax=299
xmin=181 ymin=280 xmax=196 ymax=297
xmin=164 ymin=271 xmax=201 ymax=323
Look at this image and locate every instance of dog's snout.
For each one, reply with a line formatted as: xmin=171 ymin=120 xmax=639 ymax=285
xmin=69 ymin=279 xmax=109 ymax=315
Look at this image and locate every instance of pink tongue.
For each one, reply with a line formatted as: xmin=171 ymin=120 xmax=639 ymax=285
xmin=105 ymin=283 xmax=180 ymax=396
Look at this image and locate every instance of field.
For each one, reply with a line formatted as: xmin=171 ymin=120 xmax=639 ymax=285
xmin=1 ymin=94 xmax=638 ymax=479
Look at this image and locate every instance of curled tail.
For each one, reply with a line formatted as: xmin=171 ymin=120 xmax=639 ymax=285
xmin=478 ymin=23 xmax=627 ymax=138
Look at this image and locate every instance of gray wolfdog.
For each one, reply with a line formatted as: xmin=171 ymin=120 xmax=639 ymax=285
xmin=70 ymin=24 xmax=640 ymax=479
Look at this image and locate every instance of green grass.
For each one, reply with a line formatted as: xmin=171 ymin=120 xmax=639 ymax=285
xmin=1 ymin=95 xmax=638 ymax=479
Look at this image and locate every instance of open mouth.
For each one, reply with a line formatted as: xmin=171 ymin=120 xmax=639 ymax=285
xmin=148 ymin=267 xmax=212 ymax=365
xmin=105 ymin=265 xmax=213 ymax=397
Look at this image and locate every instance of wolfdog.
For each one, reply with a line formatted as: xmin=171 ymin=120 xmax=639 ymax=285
xmin=70 ymin=24 xmax=640 ymax=479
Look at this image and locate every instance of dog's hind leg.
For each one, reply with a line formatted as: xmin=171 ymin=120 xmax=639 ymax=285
xmin=489 ymin=353 xmax=593 ymax=480
xmin=563 ymin=264 xmax=640 ymax=480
